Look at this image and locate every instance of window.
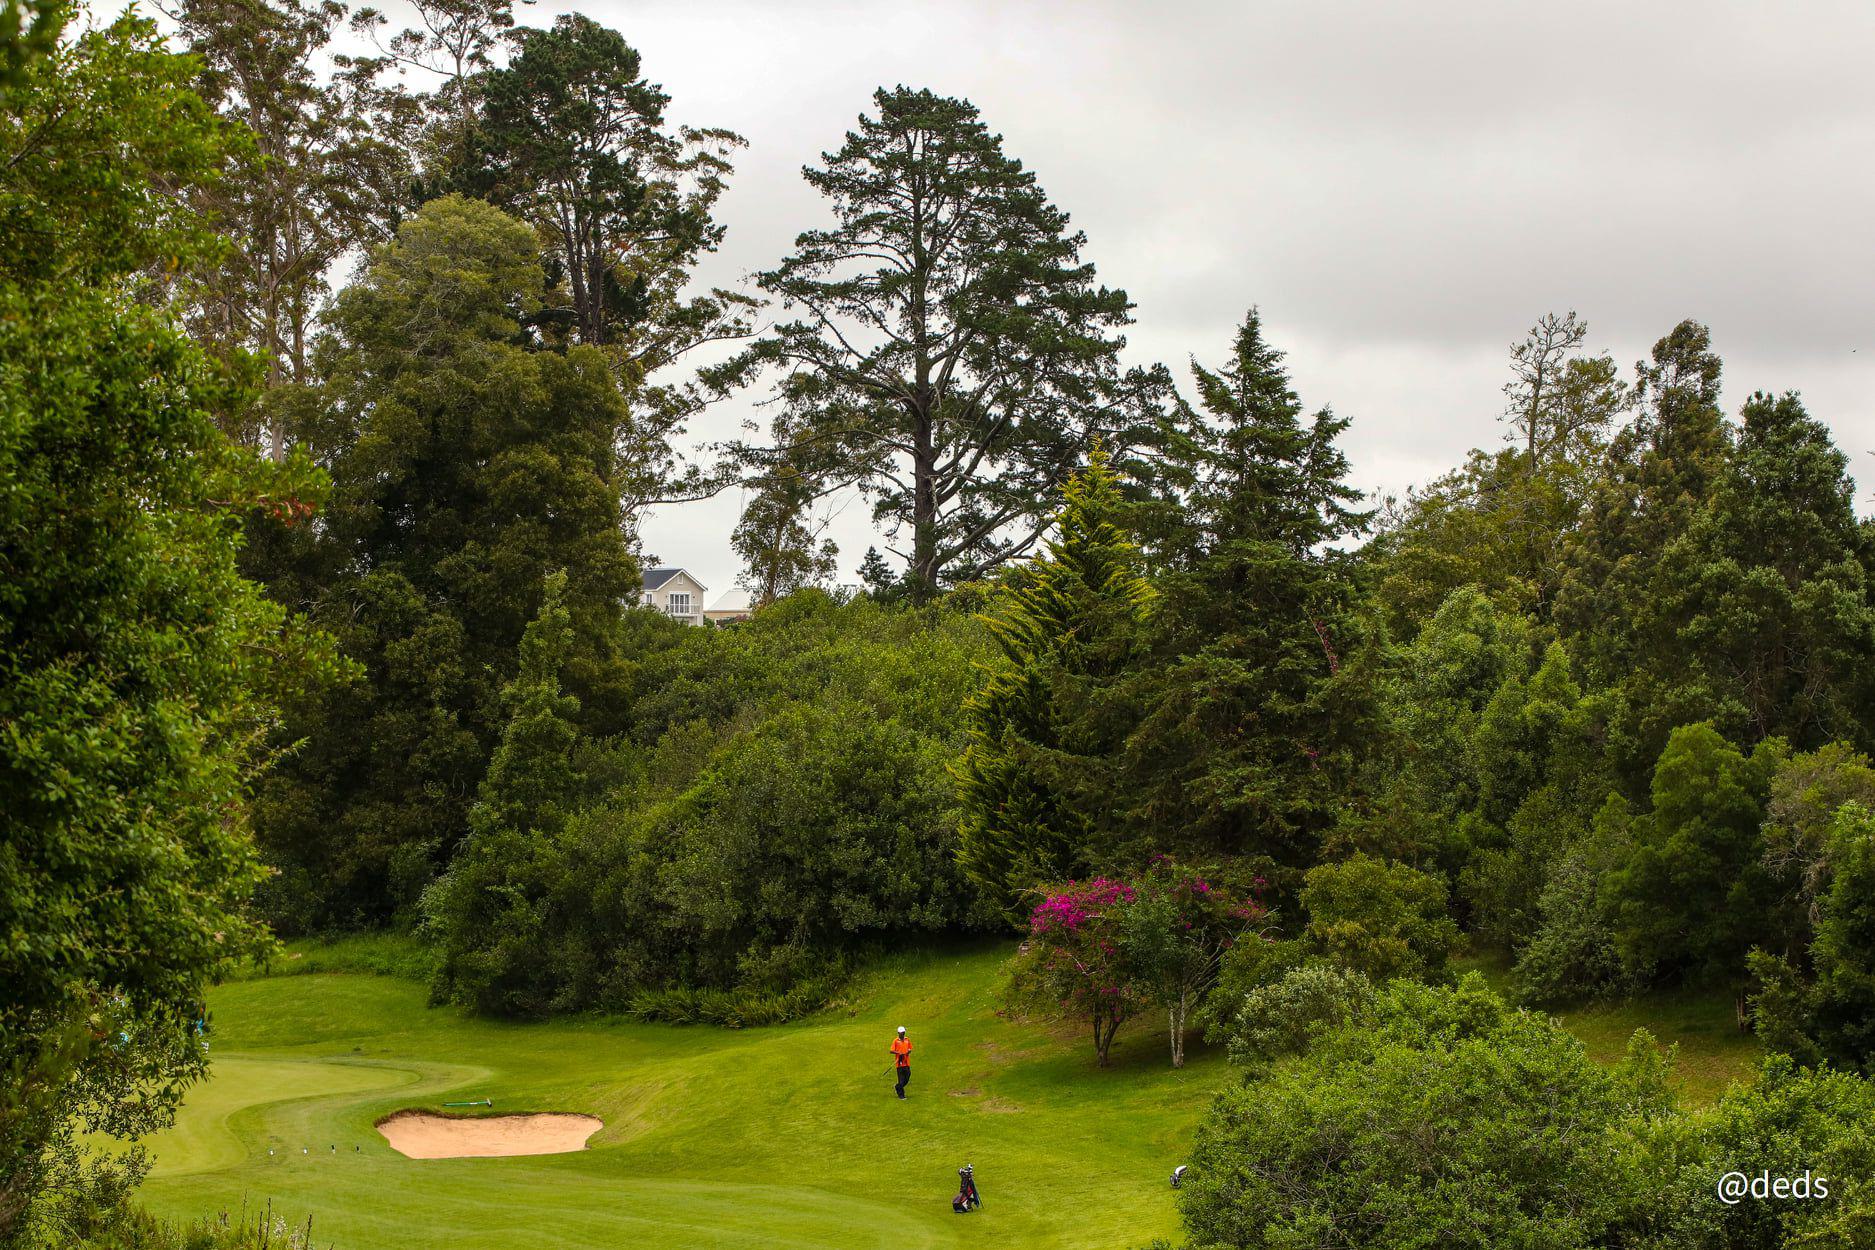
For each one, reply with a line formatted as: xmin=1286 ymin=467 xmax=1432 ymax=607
xmin=666 ymin=592 xmax=691 ymax=616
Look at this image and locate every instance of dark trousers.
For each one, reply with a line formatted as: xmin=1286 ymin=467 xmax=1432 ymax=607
xmin=895 ymin=1064 xmax=910 ymax=1098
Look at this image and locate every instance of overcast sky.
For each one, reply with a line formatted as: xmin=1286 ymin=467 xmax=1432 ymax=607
xmin=457 ymin=1 xmax=1875 ymax=599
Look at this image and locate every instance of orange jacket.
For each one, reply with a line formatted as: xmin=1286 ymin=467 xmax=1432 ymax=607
xmin=891 ymin=1037 xmax=913 ymax=1067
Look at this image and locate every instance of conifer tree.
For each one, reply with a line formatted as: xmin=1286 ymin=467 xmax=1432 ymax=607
xmin=956 ymin=445 xmax=1154 ymax=922
xmin=714 ymin=87 xmax=1172 ymax=601
xmin=1121 ymin=309 xmax=1371 ymax=875
xmin=425 ymin=572 xmax=585 ymax=1016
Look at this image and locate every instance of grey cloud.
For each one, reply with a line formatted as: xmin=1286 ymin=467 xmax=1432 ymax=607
xmin=568 ymin=0 xmax=1873 ymax=590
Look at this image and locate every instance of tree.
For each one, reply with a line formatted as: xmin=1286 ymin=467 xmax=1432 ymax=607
xmin=1300 ymin=855 xmax=1459 ymax=983
xmin=255 ymin=196 xmax=639 ymax=926
xmin=0 ymin=14 xmax=335 ymax=1235
xmin=1609 ymin=723 xmax=1782 ymax=1002
xmin=165 ymin=0 xmax=413 ymax=454
xmin=1555 ymin=320 xmax=1732 ymax=784
xmin=732 ymin=452 xmax=839 ymax=608
xmin=856 ymin=546 xmax=904 ymax=603
xmin=0 ymin=0 xmax=55 ymax=87
xmin=1502 ymin=311 xmax=1627 ymax=469
xmin=955 ymin=446 xmax=1154 ymax=921
xmin=425 ymin=572 xmax=586 ymax=1017
xmin=1178 ymin=976 xmax=1670 ymax=1249
xmin=475 ymin=13 xmax=751 ymax=533
xmin=349 ymin=0 xmax=531 ymax=183
xmin=1683 ymin=391 xmax=1875 ymax=749
xmin=1118 ymin=861 xmax=1265 ymax=1067
xmin=715 ymin=87 xmax=1169 ymax=600
xmin=1750 ymin=803 xmax=1875 ymax=1072
xmin=1120 ymin=309 xmax=1371 ymax=874
xmin=1018 ymin=878 xmax=1139 ymax=1066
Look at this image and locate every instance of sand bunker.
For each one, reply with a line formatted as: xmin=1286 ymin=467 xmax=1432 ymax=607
xmin=376 ymin=1111 xmax=602 ymax=1159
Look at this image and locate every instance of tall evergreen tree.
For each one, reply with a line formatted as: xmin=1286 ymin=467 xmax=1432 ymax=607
xmin=1686 ymin=391 xmax=1875 ymax=747
xmin=255 ymin=196 xmax=638 ymax=926
xmin=714 ymin=87 xmax=1172 ymax=601
xmin=1121 ymin=309 xmax=1371 ymax=877
xmin=473 ymin=13 xmax=751 ymax=533
xmin=956 ymin=445 xmax=1154 ymax=922
xmin=424 ymin=571 xmax=587 ymax=1016
xmin=1555 ymin=320 xmax=1734 ymax=784
xmin=1559 ymin=323 xmax=1875 ymax=785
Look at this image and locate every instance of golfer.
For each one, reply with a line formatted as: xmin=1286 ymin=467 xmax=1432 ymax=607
xmin=890 ymin=1025 xmax=913 ymax=1099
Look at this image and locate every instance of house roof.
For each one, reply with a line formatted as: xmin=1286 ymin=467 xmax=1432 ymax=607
xmin=705 ymin=590 xmax=752 ymax=615
xmin=641 ymin=567 xmax=704 ymax=593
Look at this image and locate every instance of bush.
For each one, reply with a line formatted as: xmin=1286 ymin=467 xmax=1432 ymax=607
xmin=1300 ymin=854 xmax=1459 ymax=982
xmin=1177 ymin=976 xmax=1671 ymax=1249
xmin=420 ymin=593 xmax=993 ymax=1017
xmin=1224 ymin=963 xmax=1376 ymax=1069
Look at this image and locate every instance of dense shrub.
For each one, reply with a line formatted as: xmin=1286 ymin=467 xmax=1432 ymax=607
xmin=421 ymin=593 xmax=992 ymax=1015
xmin=1299 ymin=854 xmax=1459 ymax=982
xmin=1180 ymin=976 xmax=1668 ymax=1249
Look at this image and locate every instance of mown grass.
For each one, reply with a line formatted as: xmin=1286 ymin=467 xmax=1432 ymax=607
xmin=137 ymin=942 xmax=1216 ymax=1250
xmin=1452 ymin=949 xmax=1763 ymax=1104
xmin=142 ymin=939 xmax=1764 ymax=1249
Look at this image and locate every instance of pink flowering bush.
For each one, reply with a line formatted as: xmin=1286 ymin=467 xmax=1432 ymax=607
xmin=1016 ymin=866 xmax=1264 ymax=1067
xmin=1023 ymin=878 xmax=1139 ymax=1065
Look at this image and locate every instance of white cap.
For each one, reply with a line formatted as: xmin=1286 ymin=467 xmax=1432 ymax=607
xmin=897 ymin=1025 xmax=907 ymax=1034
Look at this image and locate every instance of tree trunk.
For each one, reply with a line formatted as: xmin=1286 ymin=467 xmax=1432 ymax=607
xmin=1170 ymin=990 xmax=1188 ymax=1069
xmin=909 ymin=398 xmax=937 ymax=602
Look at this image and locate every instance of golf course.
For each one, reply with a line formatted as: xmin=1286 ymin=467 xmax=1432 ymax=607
xmin=129 ymin=942 xmax=1224 ymax=1249
xmin=121 ymin=939 xmax=1769 ymax=1250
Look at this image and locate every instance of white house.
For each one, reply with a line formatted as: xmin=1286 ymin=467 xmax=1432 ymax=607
xmin=703 ymin=589 xmax=753 ymax=626
xmin=639 ymin=567 xmax=708 ymax=626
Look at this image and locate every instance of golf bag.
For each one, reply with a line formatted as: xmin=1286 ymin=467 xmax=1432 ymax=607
xmin=952 ymin=1163 xmax=981 ymax=1213
xmin=1170 ymin=1165 xmax=1188 ymax=1189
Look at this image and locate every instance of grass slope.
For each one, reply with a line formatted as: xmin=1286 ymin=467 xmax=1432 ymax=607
xmin=136 ymin=944 xmax=1215 ymax=1250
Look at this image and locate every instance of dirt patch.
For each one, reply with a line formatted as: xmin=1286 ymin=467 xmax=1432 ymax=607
xmin=376 ymin=1110 xmax=602 ymax=1160
xmin=981 ymin=1097 xmax=1022 ymax=1114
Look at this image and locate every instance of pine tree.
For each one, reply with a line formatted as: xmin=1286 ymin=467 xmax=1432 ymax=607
xmin=956 ymin=445 xmax=1154 ymax=922
xmin=1121 ymin=309 xmax=1371 ymax=876
xmin=713 ymin=87 xmax=1172 ymax=601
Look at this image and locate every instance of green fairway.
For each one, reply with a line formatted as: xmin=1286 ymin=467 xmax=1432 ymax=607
xmin=134 ymin=943 xmax=1217 ymax=1249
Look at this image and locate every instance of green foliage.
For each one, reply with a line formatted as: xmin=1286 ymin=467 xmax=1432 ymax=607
xmin=477 ymin=13 xmax=742 ymax=354
xmin=421 ymin=593 xmax=991 ymax=1013
xmin=0 ymin=0 xmax=57 ymax=88
xmin=1120 ymin=309 xmax=1372 ymax=876
xmin=0 ymin=11 xmax=228 ymax=286
xmin=1761 ymin=743 xmax=1875 ymax=960
xmin=1178 ymin=976 xmax=1668 ymax=1249
xmin=1300 ymin=855 xmax=1459 ymax=983
xmin=1751 ymin=804 xmax=1875 ymax=1072
xmin=1368 ymin=313 xmax=1622 ymax=636
xmin=1608 ymin=724 xmax=1782 ymax=986
xmin=0 ymin=16 xmax=337 ymax=1238
xmin=1116 ymin=862 xmax=1266 ymax=1067
xmin=1223 ymin=963 xmax=1376 ymax=1069
xmin=254 ymin=196 xmax=640 ymax=927
xmin=1672 ymin=1056 xmax=1875 ymax=1249
xmin=956 ymin=446 xmax=1154 ymax=920
xmin=424 ymin=573 xmax=606 ymax=1016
